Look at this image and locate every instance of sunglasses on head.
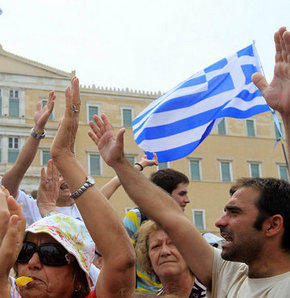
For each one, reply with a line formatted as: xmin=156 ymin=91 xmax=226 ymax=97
xmin=16 ymin=241 xmax=75 ymax=266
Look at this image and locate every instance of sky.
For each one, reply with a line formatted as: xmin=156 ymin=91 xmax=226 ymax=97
xmin=0 ymin=0 xmax=289 ymax=93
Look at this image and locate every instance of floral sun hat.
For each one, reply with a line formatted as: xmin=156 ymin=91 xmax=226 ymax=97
xmin=25 ymin=213 xmax=95 ymax=275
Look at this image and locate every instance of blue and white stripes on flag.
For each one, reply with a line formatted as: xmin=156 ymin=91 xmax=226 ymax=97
xmin=132 ymin=44 xmax=271 ymax=162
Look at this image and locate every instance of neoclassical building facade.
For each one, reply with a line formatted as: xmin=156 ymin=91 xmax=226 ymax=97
xmin=0 ymin=44 xmax=288 ymax=233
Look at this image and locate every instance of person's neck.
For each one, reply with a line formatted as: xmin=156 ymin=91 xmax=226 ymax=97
xmin=56 ymin=197 xmax=75 ymax=207
xmin=248 ymin=249 xmax=290 ymax=278
xmin=160 ymin=270 xmax=195 ymax=297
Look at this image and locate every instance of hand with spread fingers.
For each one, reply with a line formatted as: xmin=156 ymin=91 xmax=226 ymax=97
xmin=252 ymin=27 xmax=290 ymax=116
xmin=51 ymin=76 xmax=80 ymax=160
xmin=0 ymin=187 xmax=26 ymax=296
xmin=89 ymin=117 xmax=158 ymax=170
xmin=89 ymin=114 xmax=126 ymax=168
xmin=37 ymin=160 xmax=60 ymax=217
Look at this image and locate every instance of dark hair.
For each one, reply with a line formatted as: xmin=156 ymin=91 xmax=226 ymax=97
xmin=72 ymin=260 xmax=90 ymax=297
xmin=230 ymin=177 xmax=290 ymax=252
xmin=150 ymin=168 xmax=189 ymax=194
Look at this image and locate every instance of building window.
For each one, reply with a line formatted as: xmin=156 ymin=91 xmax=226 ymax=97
xmin=122 ymin=108 xmax=133 ymax=127
xmin=42 ymin=150 xmax=52 ymax=165
xmin=8 ymin=137 xmax=19 ymax=163
xmin=42 ymin=100 xmax=53 ymax=120
xmin=220 ymin=161 xmax=232 ymax=182
xmin=89 ymin=154 xmax=101 ymax=176
xmin=126 ymin=155 xmax=136 ymax=165
xmin=274 ymin=121 xmax=282 ymax=140
xmin=158 ymin=162 xmax=169 ymax=170
xmin=192 ymin=209 xmax=206 ymax=230
xmin=249 ymin=163 xmax=261 ymax=178
xmin=246 ymin=119 xmax=255 ymax=137
xmin=278 ymin=165 xmax=289 ymax=181
xmin=190 ymin=160 xmax=201 ymax=181
xmin=88 ymin=105 xmax=99 ymax=122
xmin=9 ymin=90 xmax=19 ymax=117
xmin=218 ymin=118 xmax=226 ymax=135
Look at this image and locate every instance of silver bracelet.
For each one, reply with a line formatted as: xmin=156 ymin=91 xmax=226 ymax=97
xmin=70 ymin=176 xmax=96 ymax=200
xmin=30 ymin=127 xmax=46 ymax=139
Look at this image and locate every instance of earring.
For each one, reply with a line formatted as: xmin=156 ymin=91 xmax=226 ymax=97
xmin=74 ymin=285 xmax=81 ymax=293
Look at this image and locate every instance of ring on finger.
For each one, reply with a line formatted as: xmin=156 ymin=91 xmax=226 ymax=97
xmin=72 ymin=104 xmax=79 ymax=113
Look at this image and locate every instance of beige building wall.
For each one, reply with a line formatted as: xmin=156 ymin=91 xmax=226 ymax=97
xmin=0 ymin=45 xmax=287 ymax=235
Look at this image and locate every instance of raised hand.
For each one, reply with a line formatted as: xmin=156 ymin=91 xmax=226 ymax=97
xmin=37 ymin=160 xmax=60 ymax=217
xmin=50 ymin=77 xmax=80 ymax=159
xmin=139 ymin=153 xmax=159 ymax=168
xmin=0 ymin=187 xmax=25 ymax=289
xmin=34 ymin=90 xmax=55 ymax=134
xmin=252 ymin=27 xmax=290 ymax=116
xmin=88 ymin=114 xmax=126 ymax=167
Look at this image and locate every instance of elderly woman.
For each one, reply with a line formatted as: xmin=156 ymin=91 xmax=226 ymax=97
xmin=15 ymin=213 xmax=94 ymax=297
xmin=135 ymin=220 xmax=207 ymax=298
xmin=0 ymin=76 xmax=136 ymax=298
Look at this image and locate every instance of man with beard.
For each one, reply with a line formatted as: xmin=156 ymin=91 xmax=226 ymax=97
xmin=91 ymin=27 xmax=290 ymax=297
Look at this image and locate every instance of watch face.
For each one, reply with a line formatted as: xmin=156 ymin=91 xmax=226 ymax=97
xmin=87 ymin=176 xmax=95 ymax=185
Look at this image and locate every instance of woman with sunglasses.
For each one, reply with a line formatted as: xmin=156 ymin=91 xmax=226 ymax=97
xmin=16 ymin=213 xmax=95 ymax=298
xmin=0 ymin=185 xmax=94 ymax=298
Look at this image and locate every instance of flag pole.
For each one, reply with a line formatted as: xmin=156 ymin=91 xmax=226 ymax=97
xmin=281 ymin=140 xmax=289 ymax=168
xmin=253 ymin=41 xmax=289 ymax=169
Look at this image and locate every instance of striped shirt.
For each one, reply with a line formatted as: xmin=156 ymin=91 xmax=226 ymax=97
xmin=157 ymin=278 xmax=207 ymax=297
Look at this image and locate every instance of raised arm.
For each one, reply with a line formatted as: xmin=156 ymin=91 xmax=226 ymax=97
xmin=50 ymin=77 xmax=135 ymax=298
xmin=0 ymin=187 xmax=26 ymax=298
xmin=90 ymin=113 xmax=214 ymax=287
xmin=252 ymin=27 xmax=290 ymax=174
xmin=1 ymin=92 xmax=55 ymax=198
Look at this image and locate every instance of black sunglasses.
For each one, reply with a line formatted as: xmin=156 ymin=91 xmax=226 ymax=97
xmin=16 ymin=241 xmax=75 ymax=266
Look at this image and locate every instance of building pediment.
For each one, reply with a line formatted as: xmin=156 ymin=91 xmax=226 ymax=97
xmin=0 ymin=44 xmax=74 ymax=79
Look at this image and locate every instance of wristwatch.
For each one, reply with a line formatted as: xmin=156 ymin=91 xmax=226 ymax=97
xmin=70 ymin=176 xmax=95 ymax=200
xmin=30 ymin=127 xmax=46 ymax=139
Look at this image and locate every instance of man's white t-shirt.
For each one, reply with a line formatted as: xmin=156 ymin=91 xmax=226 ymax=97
xmin=212 ymin=248 xmax=290 ymax=297
xmin=16 ymin=189 xmax=84 ymax=225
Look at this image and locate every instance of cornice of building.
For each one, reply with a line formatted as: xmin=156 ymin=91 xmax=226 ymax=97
xmin=0 ymin=43 xmax=74 ymax=79
xmin=79 ymin=84 xmax=162 ymax=100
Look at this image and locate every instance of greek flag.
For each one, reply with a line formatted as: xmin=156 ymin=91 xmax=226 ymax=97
xmin=132 ymin=44 xmax=271 ymax=162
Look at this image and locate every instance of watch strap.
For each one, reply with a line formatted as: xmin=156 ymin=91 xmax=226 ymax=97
xmin=31 ymin=127 xmax=46 ymax=139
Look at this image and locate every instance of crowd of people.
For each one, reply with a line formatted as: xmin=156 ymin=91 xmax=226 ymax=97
xmin=0 ymin=26 xmax=290 ymax=297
